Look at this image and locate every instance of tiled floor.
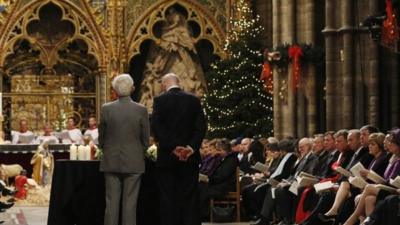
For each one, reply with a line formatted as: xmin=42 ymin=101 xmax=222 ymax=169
xmin=0 ymin=207 xmax=250 ymax=225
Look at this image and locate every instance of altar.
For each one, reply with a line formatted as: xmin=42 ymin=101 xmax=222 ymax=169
xmin=47 ymin=159 xmax=160 ymax=225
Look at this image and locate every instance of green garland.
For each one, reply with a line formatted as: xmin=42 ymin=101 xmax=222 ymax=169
xmin=268 ymin=43 xmax=325 ymax=68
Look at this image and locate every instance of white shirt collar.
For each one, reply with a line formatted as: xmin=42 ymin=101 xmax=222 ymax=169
xmin=355 ymin=146 xmax=363 ymax=155
xmin=167 ymin=85 xmax=180 ymax=91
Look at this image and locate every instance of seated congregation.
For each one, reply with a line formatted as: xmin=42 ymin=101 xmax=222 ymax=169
xmin=200 ymin=125 xmax=400 ymax=225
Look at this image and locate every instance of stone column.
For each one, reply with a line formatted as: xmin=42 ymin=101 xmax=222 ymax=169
xmin=254 ymin=0 xmax=272 ymax=46
xmin=281 ymin=0 xmax=296 ymax=137
xmin=272 ymin=0 xmax=282 ymax=138
xmin=340 ymin=0 xmax=354 ymax=129
xmin=323 ymin=0 xmax=336 ymax=130
xmin=366 ymin=0 xmax=379 ymax=126
xmin=299 ymin=0 xmax=317 ymax=136
xmin=98 ymin=66 xmax=108 ymax=118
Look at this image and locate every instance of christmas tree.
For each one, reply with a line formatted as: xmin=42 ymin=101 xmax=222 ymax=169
xmin=203 ymin=0 xmax=273 ymax=139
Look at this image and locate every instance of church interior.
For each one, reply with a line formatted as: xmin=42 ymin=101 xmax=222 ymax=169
xmin=0 ymin=0 xmax=400 ymax=224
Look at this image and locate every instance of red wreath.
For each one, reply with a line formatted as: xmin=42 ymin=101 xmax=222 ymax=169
xmin=382 ymin=0 xmax=399 ymax=47
xmin=288 ymin=45 xmax=303 ymax=91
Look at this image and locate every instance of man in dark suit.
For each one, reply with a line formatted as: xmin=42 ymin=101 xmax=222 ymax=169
xmin=251 ymin=138 xmax=298 ymax=225
xmin=274 ymin=138 xmax=319 ymax=224
xmin=198 ymin=139 xmax=239 ymax=217
xmin=99 ymin=74 xmax=150 ymax=225
xmin=151 ymin=73 xmax=207 ymax=225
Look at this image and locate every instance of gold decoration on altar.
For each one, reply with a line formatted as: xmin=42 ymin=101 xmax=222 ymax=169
xmin=10 ymin=75 xmax=75 ymax=133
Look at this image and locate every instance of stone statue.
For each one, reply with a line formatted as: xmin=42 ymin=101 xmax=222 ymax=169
xmin=139 ymin=7 xmax=206 ymax=110
xmin=30 ymin=141 xmax=54 ymax=186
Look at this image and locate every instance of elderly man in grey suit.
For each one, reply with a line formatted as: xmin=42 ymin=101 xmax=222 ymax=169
xmin=99 ymin=74 xmax=150 ymax=225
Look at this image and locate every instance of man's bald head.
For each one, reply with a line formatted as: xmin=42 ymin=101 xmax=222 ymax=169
xmin=161 ymin=73 xmax=180 ymax=91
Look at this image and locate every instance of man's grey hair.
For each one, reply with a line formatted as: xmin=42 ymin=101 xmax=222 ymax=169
xmin=267 ymin=137 xmax=278 ymax=145
xmin=348 ymin=129 xmax=361 ymax=139
xmin=112 ymin=74 xmax=134 ymax=97
xmin=299 ymin=137 xmax=313 ymax=148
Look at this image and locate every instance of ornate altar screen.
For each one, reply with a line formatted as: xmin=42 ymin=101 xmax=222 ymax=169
xmin=8 ymin=75 xmax=96 ymax=133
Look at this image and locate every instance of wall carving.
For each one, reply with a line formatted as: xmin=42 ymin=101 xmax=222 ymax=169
xmin=0 ymin=0 xmax=228 ymax=132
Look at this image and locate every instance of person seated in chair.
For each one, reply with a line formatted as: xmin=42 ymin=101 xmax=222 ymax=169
xmin=242 ymin=140 xmax=282 ymax=220
xmin=198 ymin=138 xmax=239 ymax=218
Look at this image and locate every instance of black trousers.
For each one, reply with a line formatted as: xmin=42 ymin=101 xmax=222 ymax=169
xmin=260 ymin=184 xmax=275 ymax=222
xmin=300 ymin=191 xmax=336 ymax=225
xmin=156 ymin=163 xmax=200 ymax=225
xmin=242 ymin=183 xmax=267 ymax=217
xmin=275 ymin=186 xmax=302 ymax=224
xmin=369 ymin=195 xmax=400 ymax=225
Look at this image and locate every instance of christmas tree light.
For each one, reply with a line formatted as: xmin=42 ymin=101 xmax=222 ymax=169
xmin=203 ymin=0 xmax=273 ymax=139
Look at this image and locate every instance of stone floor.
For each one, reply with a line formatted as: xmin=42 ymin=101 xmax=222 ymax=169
xmin=0 ymin=207 xmax=250 ymax=225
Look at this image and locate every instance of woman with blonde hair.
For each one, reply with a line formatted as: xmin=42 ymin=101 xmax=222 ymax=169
xmin=321 ymin=133 xmax=389 ymax=223
xmin=342 ymin=129 xmax=400 ymax=225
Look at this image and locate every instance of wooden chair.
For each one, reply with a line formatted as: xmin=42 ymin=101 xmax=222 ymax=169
xmin=209 ymin=167 xmax=241 ymax=222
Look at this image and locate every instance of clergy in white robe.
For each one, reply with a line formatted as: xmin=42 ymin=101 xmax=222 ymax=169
xmin=36 ymin=123 xmax=59 ymax=144
xmin=61 ymin=117 xmax=83 ymax=144
xmin=83 ymin=116 xmax=98 ymax=144
xmin=12 ymin=119 xmax=35 ymax=144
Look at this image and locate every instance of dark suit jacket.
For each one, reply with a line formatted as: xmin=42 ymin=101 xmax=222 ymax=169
xmin=313 ymin=150 xmax=330 ymax=177
xmin=99 ymin=96 xmax=150 ymax=173
xmin=268 ymin=157 xmax=282 ymax=175
xmin=288 ymin=152 xmax=318 ymax=181
xmin=209 ymin=152 xmax=240 ymax=194
xmin=322 ymin=150 xmax=340 ymax=178
xmin=239 ymin=153 xmax=253 ymax=174
xmin=339 ymin=150 xmax=355 ymax=169
xmin=151 ymin=87 xmax=207 ymax=167
xmin=345 ymin=146 xmax=374 ymax=170
xmin=368 ymin=152 xmax=390 ymax=177
xmin=270 ymin=153 xmax=298 ymax=181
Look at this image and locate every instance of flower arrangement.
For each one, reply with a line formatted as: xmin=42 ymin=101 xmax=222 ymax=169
xmin=145 ymin=144 xmax=157 ymax=161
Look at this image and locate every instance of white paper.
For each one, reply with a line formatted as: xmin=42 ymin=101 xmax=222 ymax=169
xmin=17 ymin=134 xmax=35 ymax=144
xmin=350 ymin=162 xmax=366 ymax=178
xmin=367 ymin=170 xmax=386 ymax=184
xmin=289 ymin=181 xmax=299 ymax=195
xmin=251 ymin=162 xmax=269 ymax=172
xmin=389 ymin=176 xmax=400 ymax=188
xmin=335 ymin=166 xmax=352 ymax=177
xmin=349 ymin=176 xmax=368 ymax=189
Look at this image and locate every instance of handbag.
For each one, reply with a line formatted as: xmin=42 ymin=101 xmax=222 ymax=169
xmin=211 ymin=205 xmax=235 ymax=222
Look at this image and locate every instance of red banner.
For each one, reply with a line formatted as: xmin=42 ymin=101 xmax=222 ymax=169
xmin=288 ymin=45 xmax=303 ymax=91
xmin=382 ymin=0 xmax=399 ymax=47
xmin=260 ymin=62 xmax=273 ymax=94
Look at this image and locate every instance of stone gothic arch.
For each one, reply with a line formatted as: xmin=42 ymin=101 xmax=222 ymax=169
xmin=0 ymin=0 xmax=108 ymax=68
xmin=125 ymin=0 xmax=227 ymax=110
xmin=0 ymin=0 xmax=110 ymax=133
xmin=126 ymin=0 xmax=226 ymax=61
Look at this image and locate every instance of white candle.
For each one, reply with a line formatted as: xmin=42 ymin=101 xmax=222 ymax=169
xmin=85 ymin=145 xmax=91 ymax=160
xmin=78 ymin=145 xmax=85 ymax=160
xmin=69 ymin=144 xmax=77 ymax=160
xmin=0 ymin=93 xmax=2 ymax=115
